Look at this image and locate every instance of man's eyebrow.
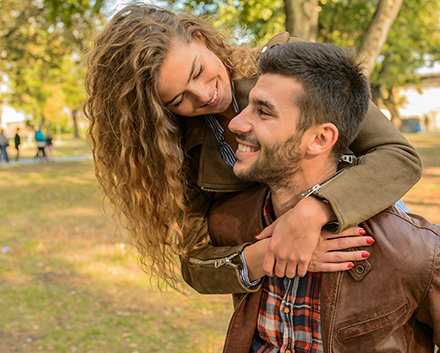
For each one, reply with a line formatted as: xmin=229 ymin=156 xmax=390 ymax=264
xmin=164 ymin=55 xmax=197 ymax=106
xmin=252 ymin=98 xmax=275 ymax=111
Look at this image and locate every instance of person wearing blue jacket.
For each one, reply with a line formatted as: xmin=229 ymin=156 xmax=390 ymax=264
xmin=34 ymin=126 xmax=47 ymax=160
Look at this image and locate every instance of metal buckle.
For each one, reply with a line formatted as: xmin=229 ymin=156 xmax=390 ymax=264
xmin=339 ymin=154 xmax=356 ymax=164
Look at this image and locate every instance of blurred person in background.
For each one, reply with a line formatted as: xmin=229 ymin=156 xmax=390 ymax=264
xmin=0 ymin=129 xmax=10 ymax=163
xmin=34 ymin=126 xmax=47 ymax=161
xmin=45 ymin=132 xmax=54 ymax=161
xmin=14 ymin=128 xmax=21 ymax=162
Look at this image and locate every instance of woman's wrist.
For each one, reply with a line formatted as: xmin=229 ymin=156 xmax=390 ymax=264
xmin=296 ymin=196 xmax=336 ymax=226
xmin=242 ymin=240 xmax=269 ymax=281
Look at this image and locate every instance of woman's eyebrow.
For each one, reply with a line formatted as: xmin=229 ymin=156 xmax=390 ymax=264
xmin=186 ymin=55 xmax=197 ymax=84
xmin=164 ymin=55 xmax=198 ymax=106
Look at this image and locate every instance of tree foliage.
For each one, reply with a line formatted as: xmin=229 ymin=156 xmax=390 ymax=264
xmin=0 ymin=0 xmax=105 ymax=135
xmin=170 ymin=0 xmax=440 ymax=124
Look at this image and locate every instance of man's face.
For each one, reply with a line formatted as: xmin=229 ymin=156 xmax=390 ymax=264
xmin=228 ymin=74 xmax=305 ymax=186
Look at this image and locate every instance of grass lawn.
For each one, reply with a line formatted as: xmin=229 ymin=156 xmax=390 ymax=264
xmin=0 ymin=160 xmax=232 ymax=353
xmin=403 ymin=133 xmax=440 ymax=224
xmin=0 ymin=133 xmax=439 ymax=352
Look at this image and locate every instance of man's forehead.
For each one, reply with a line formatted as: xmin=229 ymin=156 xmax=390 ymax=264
xmin=251 ymin=74 xmax=301 ymax=106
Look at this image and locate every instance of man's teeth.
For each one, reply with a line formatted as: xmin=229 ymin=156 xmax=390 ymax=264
xmin=238 ymin=144 xmax=257 ymax=152
xmin=207 ymin=87 xmax=218 ymax=105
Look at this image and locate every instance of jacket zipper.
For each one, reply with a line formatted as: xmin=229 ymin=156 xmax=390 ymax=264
xmin=328 ymin=272 xmax=344 ymax=352
xmin=200 ymin=187 xmax=246 ymax=193
xmin=301 ymin=168 xmax=349 ymax=199
xmin=189 ymin=252 xmax=239 ymax=268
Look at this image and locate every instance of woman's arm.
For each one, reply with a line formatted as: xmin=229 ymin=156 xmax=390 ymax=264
xmin=316 ymin=102 xmax=422 ymax=231
xmin=259 ymin=102 xmax=422 ymax=278
xmin=180 ymin=212 xmax=256 ymax=294
xmin=180 ymin=190 xmax=374 ymax=294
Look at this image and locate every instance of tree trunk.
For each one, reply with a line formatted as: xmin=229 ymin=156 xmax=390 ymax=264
xmin=56 ymin=123 xmax=62 ymax=143
xmin=383 ymin=88 xmax=402 ymax=131
xmin=71 ymin=109 xmax=80 ymax=139
xmin=370 ymin=83 xmax=383 ymax=107
xmin=357 ymin=0 xmax=403 ymax=77
xmin=284 ymin=0 xmax=319 ymax=41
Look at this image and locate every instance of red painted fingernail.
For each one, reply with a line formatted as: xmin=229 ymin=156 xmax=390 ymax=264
xmin=348 ymin=263 xmax=354 ymax=268
xmin=366 ymin=238 xmax=375 ymax=244
xmin=255 ymin=233 xmax=261 ymax=238
xmin=359 ymin=229 xmax=366 ymax=235
xmin=362 ymin=251 xmax=370 ymax=258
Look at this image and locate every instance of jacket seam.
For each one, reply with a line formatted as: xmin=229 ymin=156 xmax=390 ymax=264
xmin=223 ymin=293 xmax=250 ymax=353
xmin=382 ymin=209 xmax=439 ymax=307
xmin=417 ymin=229 xmax=440 ymax=309
xmin=338 ymin=301 xmax=407 ymax=330
xmin=382 ymin=209 xmax=440 ymax=233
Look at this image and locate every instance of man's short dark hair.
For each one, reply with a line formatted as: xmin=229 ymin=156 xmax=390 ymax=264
xmin=258 ymin=41 xmax=370 ymax=156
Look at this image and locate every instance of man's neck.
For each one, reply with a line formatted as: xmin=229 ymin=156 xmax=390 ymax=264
xmin=269 ymin=159 xmax=337 ymax=219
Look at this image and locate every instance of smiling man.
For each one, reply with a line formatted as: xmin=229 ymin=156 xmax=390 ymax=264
xmin=207 ymin=41 xmax=440 ymax=352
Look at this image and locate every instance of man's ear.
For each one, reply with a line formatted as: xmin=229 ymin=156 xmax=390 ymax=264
xmin=305 ymin=123 xmax=338 ymax=156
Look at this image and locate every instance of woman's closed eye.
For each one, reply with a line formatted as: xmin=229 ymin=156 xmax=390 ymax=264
xmin=194 ymin=64 xmax=204 ymax=79
xmin=172 ymin=64 xmax=205 ymax=108
xmin=173 ymin=96 xmax=184 ymax=108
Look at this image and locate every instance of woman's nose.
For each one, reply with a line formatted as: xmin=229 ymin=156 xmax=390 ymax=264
xmin=189 ymin=81 xmax=211 ymax=103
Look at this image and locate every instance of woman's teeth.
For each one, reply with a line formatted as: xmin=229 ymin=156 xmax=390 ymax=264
xmin=207 ymin=87 xmax=218 ymax=105
xmin=238 ymin=144 xmax=258 ymax=152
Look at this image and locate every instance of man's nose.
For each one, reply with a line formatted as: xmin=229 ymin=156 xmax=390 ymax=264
xmin=229 ymin=106 xmax=252 ymax=134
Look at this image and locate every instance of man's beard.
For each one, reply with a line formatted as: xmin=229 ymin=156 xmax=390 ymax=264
xmin=234 ymin=133 xmax=303 ymax=189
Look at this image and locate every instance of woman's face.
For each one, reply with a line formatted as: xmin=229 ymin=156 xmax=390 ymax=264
xmin=157 ymin=37 xmax=233 ymax=117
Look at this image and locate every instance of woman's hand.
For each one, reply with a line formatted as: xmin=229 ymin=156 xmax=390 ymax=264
xmin=255 ymin=196 xmax=334 ymax=278
xmin=255 ymin=196 xmax=373 ymax=278
xmin=308 ymin=227 xmax=374 ymax=273
xmin=244 ymin=226 xmax=373 ymax=280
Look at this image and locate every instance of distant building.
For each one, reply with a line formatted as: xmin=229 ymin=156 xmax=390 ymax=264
xmin=398 ymin=73 xmax=440 ymax=132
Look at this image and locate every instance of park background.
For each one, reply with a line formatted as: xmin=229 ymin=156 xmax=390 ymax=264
xmin=1 ymin=0 xmax=440 ymax=352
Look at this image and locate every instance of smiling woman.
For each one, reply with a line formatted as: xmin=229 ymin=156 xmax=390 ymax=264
xmin=157 ymin=38 xmax=234 ymax=117
xmin=83 ymin=3 xmax=422 ymax=293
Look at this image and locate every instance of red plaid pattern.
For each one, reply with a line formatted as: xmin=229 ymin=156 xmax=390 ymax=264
xmin=252 ymin=193 xmax=323 ymax=353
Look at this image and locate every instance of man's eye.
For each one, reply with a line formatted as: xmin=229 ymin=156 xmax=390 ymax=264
xmin=194 ymin=64 xmax=204 ymax=79
xmin=258 ymin=109 xmax=268 ymax=116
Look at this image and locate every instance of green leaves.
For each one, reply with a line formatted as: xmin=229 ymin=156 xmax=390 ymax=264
xmin=0 ymin=0 xmax=105 ymax=125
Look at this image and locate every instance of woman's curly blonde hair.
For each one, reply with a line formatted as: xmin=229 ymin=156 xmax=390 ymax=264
xmin=84 ymin=3 xmax=257 ymax=289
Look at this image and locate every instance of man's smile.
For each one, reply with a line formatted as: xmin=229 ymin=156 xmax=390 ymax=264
xmin=237 ymin=143 xmax=259 ymax=153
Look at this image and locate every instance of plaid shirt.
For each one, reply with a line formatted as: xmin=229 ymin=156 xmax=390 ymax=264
xmin=252 ymin=192 xmax=324 ymax=353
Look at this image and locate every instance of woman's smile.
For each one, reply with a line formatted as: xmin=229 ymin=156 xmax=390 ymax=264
xmin=157 ymin=39 xmax=233 ymax=117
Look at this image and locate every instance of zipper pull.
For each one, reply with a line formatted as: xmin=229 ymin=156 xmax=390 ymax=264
xmin=189 ymin=252 xmax=239 ymax=268
xmin=214 ymin=253 xmax=238 ymax=268
xmin=301 ymin=183 xmax=322 ymax=199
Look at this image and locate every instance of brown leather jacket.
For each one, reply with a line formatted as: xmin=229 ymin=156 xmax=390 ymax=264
xmin=208 ymin=186 xmax=440 ymax=353
xmin=180 ymin=33 xmax=422 ymax=295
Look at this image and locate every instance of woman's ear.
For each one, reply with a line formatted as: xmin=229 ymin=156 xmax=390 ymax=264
xmin=305 ymin=123 xmax=338 ymax=156
xmin=193 ymin=30 xmax=205 ymax=43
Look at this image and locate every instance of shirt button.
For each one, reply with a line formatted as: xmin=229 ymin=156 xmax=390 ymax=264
xmin=283 ymin=307 xmax=290 ymax=314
